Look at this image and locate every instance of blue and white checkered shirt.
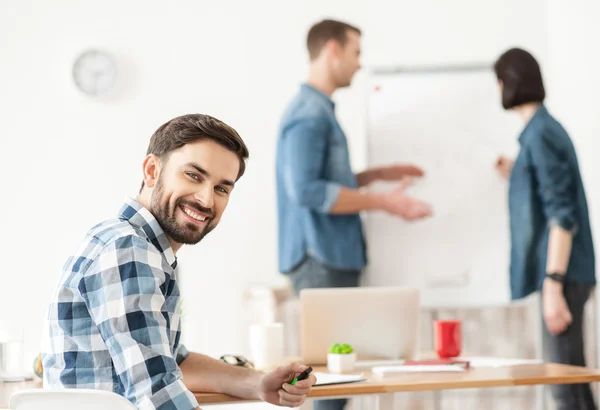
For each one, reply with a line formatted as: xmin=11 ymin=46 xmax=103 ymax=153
xmin=42 ymin=198 xmax=198 ymax=410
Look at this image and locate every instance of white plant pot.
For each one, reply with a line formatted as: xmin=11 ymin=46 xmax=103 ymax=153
xmin=327 ymin=352 xmax=356 ymax=373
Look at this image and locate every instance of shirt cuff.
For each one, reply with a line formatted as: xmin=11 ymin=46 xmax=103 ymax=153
xmin=319 ymin=183 xmax=342 ymax=213
xmin=549 ymin=216 xmax=578 ymax=234
xmin=175 ymin=344 xmax=190 ymax=365
xmin=137 ymin=379 xmax=199 ymax=410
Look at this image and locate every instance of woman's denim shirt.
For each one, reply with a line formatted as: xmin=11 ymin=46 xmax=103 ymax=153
xmin=508 ymin=104 xmax=595 ymax=300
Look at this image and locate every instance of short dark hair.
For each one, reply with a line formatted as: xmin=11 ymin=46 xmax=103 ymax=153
xmin=494 ymin=48 xmax=545 ymax=109
xmin=140 ymin=114 xmax=249 ymax=192
xmin=306 ymin=19 xmax=361 ymax=60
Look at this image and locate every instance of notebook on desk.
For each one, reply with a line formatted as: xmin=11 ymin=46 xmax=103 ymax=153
xmin=370 ymin=357 xmax=542 ymax=376
xmin=314 ymin=372 xmax=367 ymax=386
xmin=372 ymin=365 xmax=466 ymax=376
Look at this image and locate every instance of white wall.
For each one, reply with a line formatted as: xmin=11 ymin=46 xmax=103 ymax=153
xmin=545 ymin=0 xmax=600 ymax=237
xmin=3 ymin=0 xmax=594 ymax=395
xmin=0 ymin=0 xmax=374 ymax=368
xmin=545 ymin=0 xmax=600 ymax=378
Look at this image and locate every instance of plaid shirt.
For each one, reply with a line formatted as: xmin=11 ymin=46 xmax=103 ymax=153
xmin=42 ymin=198 xmax=198 ymax=410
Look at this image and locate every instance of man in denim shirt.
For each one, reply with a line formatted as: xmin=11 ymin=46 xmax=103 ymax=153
xmin=494 ymin=48 xmax=596 ymax=410
xmin=276 ymin=19 xmax=432 ymax=410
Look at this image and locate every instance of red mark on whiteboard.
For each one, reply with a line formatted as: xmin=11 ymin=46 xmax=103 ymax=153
xmin=374 ymin=85 xmax=381 ymax=92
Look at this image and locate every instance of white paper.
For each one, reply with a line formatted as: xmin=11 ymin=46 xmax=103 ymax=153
xmin=354 ymin=359 xmax=406 ymax=369
xmin=372 ymin=365 xmax=466 ymax=376
xmin=314 ymin=372 xmax=366 ymax=386
xmin=462 ymin=357 xmax=542 ymax=368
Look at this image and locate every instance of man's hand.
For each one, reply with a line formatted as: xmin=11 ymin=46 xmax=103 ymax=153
xmin=356 ymin=164 xmax=425 ymax=187
xmin=380 ymin=178 xmax=433 ymax=220
xmin=542 ymin=279 xmax=572 ymax=335
xmin=257 ymin=362 xmax=316 ymax=407
xmin=495 ymin=156 xmax=514 ymax=180
xmin=377 ymin=164 xmax=425 ymax=181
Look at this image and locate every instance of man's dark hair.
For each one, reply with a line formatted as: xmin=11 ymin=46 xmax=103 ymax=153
xmin=140 ymin=114 xmax=249 ymax=192
xmin=306 ymin=19 xmax=361 ymax=60
xmin=494 ymin=48 xmax=546 ymax=109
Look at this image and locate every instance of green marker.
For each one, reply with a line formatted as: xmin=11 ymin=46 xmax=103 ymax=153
xmin=291 ymin=366 xmax=313 ymax=385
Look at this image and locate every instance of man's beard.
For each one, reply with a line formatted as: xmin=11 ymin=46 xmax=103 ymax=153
xmin=150 ymin=177 xmax=216 ymax=245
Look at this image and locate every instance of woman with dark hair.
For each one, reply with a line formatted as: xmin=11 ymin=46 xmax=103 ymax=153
xmin=494 ymin=48 xmax=596 ymax=410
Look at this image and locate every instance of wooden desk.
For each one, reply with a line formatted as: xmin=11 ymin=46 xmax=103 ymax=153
xmin=194 ymin=364 xmax=600 ymax=409
xmin=2 ymin=364 xmax=600 ymax=410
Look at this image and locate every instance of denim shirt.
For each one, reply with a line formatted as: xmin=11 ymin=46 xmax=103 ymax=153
xmin=509 ymin=104 xmax=595 ymax=300
xmin=276 ymin=84 xmax=366 ymax=273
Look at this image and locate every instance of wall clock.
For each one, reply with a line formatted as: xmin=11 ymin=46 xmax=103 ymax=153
xmin=72 ymin=49 xmax=117 ymax=97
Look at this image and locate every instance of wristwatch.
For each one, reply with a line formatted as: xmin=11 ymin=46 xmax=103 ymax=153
xmin=545 ymin=272 xmax=565 ymax=283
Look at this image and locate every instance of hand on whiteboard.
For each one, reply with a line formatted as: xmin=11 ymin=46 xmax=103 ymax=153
xmin=381 ymin=178 xmax=433 ymax=220
xmin=377 ymin=164 xmax=425 ymax=181
xmin=495 ymin=156 xmax=514 ymax=180
xmin=542 ymin=279 xmax=572 ymax=335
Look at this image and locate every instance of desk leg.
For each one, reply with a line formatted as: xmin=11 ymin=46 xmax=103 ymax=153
xmin=375 ymin=393 xmax=395 ymax=410
xmin=433 ymin=390 xmax=441 ymax=410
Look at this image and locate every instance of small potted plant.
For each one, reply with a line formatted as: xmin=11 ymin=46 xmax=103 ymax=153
xmin=327 ymin=343 xmax=356 ymax=373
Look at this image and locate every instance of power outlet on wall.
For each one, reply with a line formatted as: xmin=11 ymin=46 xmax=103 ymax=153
xmin=425 ymin=271 xmax=470 ymax=288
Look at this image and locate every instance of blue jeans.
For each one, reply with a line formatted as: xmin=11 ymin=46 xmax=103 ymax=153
xmin=290 ymin=255 xmax=361 ymax=410
xmin=541 ymin=283 xmax=597 ymax=410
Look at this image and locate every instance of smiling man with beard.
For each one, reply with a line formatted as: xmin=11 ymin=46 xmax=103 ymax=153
xmin=41 ymin=114 xmax=315 ymax=410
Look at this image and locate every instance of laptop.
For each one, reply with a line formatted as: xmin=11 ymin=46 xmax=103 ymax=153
xmin=299 ymin=287 xmax=420 ymax=365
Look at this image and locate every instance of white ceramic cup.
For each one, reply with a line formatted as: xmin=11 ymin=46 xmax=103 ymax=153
xmin=249 ymin=323 xmax=284 ymax=370
xmin=0 ymin=327 xmax=25 ymax=377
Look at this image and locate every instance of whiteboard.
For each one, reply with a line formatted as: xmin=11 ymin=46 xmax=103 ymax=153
xmin=362 ymin=67 xmax=522 ymax=308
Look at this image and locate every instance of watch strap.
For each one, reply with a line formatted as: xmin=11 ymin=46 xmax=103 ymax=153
xmin=546 ymin=272 xmax=565 ymax=283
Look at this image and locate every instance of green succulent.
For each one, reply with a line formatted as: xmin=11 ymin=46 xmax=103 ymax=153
xmin=329 ymin=343 xmax=354 ymax=354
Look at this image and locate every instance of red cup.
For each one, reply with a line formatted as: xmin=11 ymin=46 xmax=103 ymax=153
xmin=434 ymin=320 xmax=462 ymax=358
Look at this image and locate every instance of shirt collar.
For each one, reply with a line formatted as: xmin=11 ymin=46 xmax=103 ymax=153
xmin=118 ymin=197 xmax=177 ymax=269
xmin=518 ymin=104 xmax=548 ymax=145
xmin=301 ymin=83 xmax=335 ymax=109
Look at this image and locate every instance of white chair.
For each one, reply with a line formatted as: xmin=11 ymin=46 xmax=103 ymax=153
xmin=9 ymin=388 xmax=137 ymax=410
